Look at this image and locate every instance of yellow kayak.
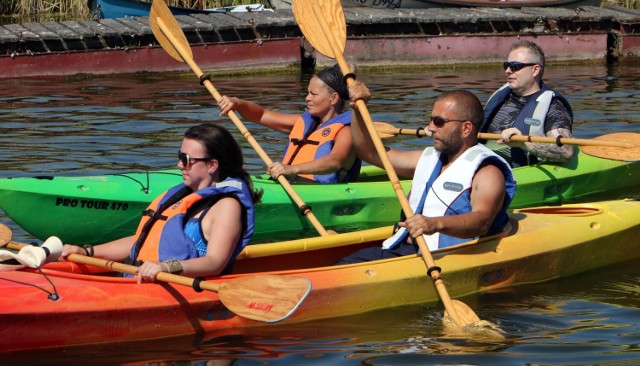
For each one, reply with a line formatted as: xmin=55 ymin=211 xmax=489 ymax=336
xmin=1 ymin=199 xmax=639 ymax=352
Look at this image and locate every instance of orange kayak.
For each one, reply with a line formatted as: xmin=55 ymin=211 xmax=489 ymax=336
xmin=1 ymin=199 xmax=639 ymax=352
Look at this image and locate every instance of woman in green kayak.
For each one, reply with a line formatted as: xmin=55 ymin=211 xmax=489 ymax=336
xmin=217 ymin=64 xmax=361 ymax=183
xmin=60 ymin=124 xmax=262 ymax=282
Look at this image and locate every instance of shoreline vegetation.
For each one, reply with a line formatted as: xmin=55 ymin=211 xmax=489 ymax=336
xmin=0 ymin=0 xmax=637 ymax=26
xmin=0 ymin=0 xmax=271 ymax=25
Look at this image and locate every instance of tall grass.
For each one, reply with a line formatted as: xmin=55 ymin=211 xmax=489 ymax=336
xmin=0 ymin=0 xmax=271 ymax=18
xmin=2 ymin=0 xmax=89 ymax=16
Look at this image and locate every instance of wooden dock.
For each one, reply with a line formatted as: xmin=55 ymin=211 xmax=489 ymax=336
xmin=0 ymin=5 xmax=638 ymax=78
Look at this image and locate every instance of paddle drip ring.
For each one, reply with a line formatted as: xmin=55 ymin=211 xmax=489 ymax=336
xmin=192 ymin=277 xmax=205 ymax=292
xmin=299 ymin=204 xmax=312 ymax=215
xmin=427 ymin=265 xmax=442 ymax=277
xmin=343 ymin=72 xmax=356 ymax=83
xmin=199 ymin=74 xmax=211 ymax=86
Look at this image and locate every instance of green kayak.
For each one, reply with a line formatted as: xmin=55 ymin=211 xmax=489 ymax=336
xmin=0 ymin=151 xmax=638 ymax=244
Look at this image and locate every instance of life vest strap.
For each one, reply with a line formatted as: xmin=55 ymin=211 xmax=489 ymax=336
xmin=143 ymin=208 xmax=168 ymax=221
xmin=291 ymin=138 xmax=320 ymax=146
xmin=130 ymin=186 xmax=193 ymax=263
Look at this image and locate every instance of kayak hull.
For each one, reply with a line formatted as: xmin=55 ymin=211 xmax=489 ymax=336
xmin=0 ymin=152 xmax=638 ymax=244
xmin=1 ymin=199 xmax=639 ymax=352
xmin=0 ymin=166 xmax=410 ymax=244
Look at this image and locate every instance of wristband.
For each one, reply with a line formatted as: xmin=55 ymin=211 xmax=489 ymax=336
xmin=82 ymin=244 xmax=94 ymax=257
xmin=164 ymin=259 xmax=183 ymax=274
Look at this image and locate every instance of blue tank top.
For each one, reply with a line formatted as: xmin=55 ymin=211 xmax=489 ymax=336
xmin=184 ymin=218 xmax=207 ymax=257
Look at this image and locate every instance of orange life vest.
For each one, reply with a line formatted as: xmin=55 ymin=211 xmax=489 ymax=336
xmin=281 ymin=110 xmax=360 ymax=183
xmin=129 ymin=179 xmax=255 ymax=268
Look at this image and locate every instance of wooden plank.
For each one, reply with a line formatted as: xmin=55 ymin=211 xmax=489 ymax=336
xmin=41 ymin=21 xmax=82 ymax=39
xmin=177 ymin=14 xmax=217 ymax=32
xmin=173 ymin=14 xmax=199 ymax=32
xmin=0 ymin=26 xmax=19 ymax=43
xmin=191 ymin=13 xmax=242 ymax=42
xmin=2 ymin=24 xmax=41 ymax=42
xmin=98 ymin=18 xmax=139 ymax=36
xmin=190 ymin=13 xmax=239 ymax=30
xmin=599 ymin=5 xmax=640 ymax=21
xmin=74 ymin=20 xmax=121 ymax=37
xmin=245 ymin=11 xmax=301 ymax=40
xmin=115 ymin=17 xmax=148 ymax=34
xmin=249 ymin=10 xmax=299 ymax=27
xmin=20 ymin=22 xmax=60 ymax=40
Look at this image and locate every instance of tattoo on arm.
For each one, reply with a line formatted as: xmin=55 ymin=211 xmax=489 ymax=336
xmin=526 ymin=128 xmax=574 ymax=162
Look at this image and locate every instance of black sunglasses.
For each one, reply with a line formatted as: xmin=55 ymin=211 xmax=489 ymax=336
xmin=178 ymin=151 xmax=210 ymax=168
xmin=429 ymin=115 xmax=467 ymax=128
xmin=503 ymin=61 xmax=537 ymax=72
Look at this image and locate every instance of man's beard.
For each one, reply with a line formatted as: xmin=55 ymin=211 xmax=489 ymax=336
xmin=435 ymin=131 xmax=464 ymax=157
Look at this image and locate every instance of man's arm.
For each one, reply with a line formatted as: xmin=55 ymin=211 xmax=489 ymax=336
xmin=525 ymin=127 xmax=574 ymax=162
xmin=349 ymin=81 xmax=422 ymax=178
xmin=399 ymin=163 xmax=506 ymax=239
xmin=500 ymin=100 xmax=575 ymax=162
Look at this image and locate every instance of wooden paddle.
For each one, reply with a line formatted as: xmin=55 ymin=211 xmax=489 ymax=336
xmin=0 ymin=224 xmax=310 ymax=323
xmin=292 ymin=0 xmax=504 ymax=337
xmin=148 ymin=0 xmax=334 ymax=237
xmin=374 ymin=121 xmax=640 ymax=162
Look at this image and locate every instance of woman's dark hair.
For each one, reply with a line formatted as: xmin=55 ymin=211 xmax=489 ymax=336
xmin=184 ymin=123 xmax=262 ymax=202
xmin=316 ymin=64 xmax=349 ymax=110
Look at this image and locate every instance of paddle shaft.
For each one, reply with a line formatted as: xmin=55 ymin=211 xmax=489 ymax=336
xmin=6 ymin=240 xmax=221 ymax=291
xmin=306 ymin=2 xmax=464 ymax=326
xmin=154 ymin=17 xmax=330 ymax=237
xmin=375 ymin=122 xmax=633 ymax=148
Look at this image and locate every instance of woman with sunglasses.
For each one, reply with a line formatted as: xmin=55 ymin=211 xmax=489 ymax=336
xmin=217 ymin=64 xmax=361 ymax=184
xmin=336 ymin=83 xmax=515 ymax=264
xmin=481 ymin=40 xmax=574 ymax=168
xmin=61 ymin=124 xmax=262 ymax=282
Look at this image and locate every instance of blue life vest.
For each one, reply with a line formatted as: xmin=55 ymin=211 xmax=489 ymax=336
xmin=482 ymin=83 xmax=573 ymax=167
xmin=129 ymin=177 xmax=255 ymax=275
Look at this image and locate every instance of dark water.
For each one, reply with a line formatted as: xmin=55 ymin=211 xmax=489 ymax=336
xmin=1 ymin=64 xmax=639 ymax=364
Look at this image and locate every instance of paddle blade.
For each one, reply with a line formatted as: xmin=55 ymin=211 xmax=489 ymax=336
xmin=150 ymin=0 xmax=192 ymax=63
xmin=219 ymin=275 xmax=311 ymax=323
xmin=580 ymin=132 xmax=640 ymax=162
xmin=443 ymin=300 xmax=506 ymax=340
xmin=292 ymin=0 xmax=346 ymax=58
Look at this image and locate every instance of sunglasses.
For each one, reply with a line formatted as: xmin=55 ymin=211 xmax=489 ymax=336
xmin=429 ymin=115 xmax=467 ymax=128
xmin=502 ymin=61 xmax=537 ymax=72
xmin=178 ymin=151 xmax=210 ymax=169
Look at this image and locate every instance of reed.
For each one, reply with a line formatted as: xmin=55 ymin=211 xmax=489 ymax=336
xmin=1 ymin=0 xmax=271 ymax=16
xmin=2 ymin=0 xmax=90 ymax=19
xmin=17 ymin=0 xmax=85 ymax=15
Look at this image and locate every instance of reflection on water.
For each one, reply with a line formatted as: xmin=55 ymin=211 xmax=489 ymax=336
xmin=1 ymin=65 xmax=638 ymax=177
xmin=0 ymin=65 xmax=639 ymax=365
